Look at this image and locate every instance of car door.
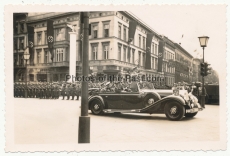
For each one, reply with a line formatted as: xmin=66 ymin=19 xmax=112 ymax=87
xmin=100 ymin=92 xmax=122 ymax=109
xmin=121 ymin=92 xmax=144 ymax=109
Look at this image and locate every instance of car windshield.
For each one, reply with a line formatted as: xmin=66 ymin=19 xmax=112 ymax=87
xmin=138 ymin=82 xmax=154 ymax=90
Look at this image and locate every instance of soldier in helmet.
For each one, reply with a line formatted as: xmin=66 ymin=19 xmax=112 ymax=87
xmin=65 ymin=83 xmax=71 ymax=100
xmin=70 ymin=83 xmax=75 ymax=100
xmin=50 ymin=83 xmax=54 ymax=99
xmin=75 ymin=83 xmax=80 ymax=100
xmin=53 ymin=83 xmax=58 ymax=99
xmin=40 ymin=83 xmax=44 ymax=99
xmin=21 ymin=83 xmax=26 ymax=98
xmin=36 ymin=83 xmax=40 ymax=98
xmin=61 ymin=83 xmax=66 ymax=100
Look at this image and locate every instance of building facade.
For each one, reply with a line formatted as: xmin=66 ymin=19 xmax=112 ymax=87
xmin=13 ymin=13 xmax=28 ymax=82
xmin=13 ymin=11 xmax=205 ymax=86
xmin=14 ymin=11 xmax=165 ymax=83
xmin=174 ymin=43 xmax=193 ymax=83
xmin=161 ymin=36 xmax=176 ymax=87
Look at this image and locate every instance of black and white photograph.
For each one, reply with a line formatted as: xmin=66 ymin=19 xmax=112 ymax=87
xmin=4 ymin=4 xmax=227 ymax=152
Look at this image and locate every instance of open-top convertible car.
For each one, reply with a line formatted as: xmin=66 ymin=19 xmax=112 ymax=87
xmin=88 ymin=81 xmax=203 ymax=121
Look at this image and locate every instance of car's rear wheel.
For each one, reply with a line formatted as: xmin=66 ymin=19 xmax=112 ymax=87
xmin=90 ymin=99 xmax=104 ymax=115
xmin=143 ymin=94 xmax=160 ymax=107
xmin=184 ymin=112 xmax=198 ymax=117
xmin=164 ymin=102 xmax=185 ymax=121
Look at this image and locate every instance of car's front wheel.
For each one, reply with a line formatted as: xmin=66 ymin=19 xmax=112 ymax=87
xmin=164 ymin=102 xmax=185 ymax=121
xmin=90 ymin=99 xmax=104 ymax=115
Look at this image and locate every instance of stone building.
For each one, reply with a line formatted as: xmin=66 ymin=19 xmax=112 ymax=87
xmin=14 ymin=11 xmax=164 ymax=83
xmin=174 ymin=43 xmax=193 ymax=83
xmin=160 ymin=36 xmax=176 ymax=86
xmin=13 ymin=13 xmax=28 ymax=82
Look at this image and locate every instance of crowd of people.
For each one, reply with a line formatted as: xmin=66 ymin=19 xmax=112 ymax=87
xmin=14 ymin=77 xmax=204 ymax=103
xmin=172 ymin=81 xmax=204 ymax=108
xmin=14 ymin=82 xmax=81 ymax=100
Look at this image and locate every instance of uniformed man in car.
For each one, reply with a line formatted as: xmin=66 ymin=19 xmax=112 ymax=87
xmin=172 ymin=83 xmax=179 ymax=96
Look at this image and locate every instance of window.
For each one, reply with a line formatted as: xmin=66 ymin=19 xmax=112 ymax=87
xmin=132 ymin=34 xmax=135 ymax=45
xmin=14 ymin=23 xmax=18 ymax=34
xmin=56 ymin=48 xmax=64 ymax=62
xmin=132 ymin=49 xmax=135 ymax=64
xmin=118 ymin=45 xmax=121 ymax=61
xmin=44 ymin=50 xmax=49 ymax=63
xmin=37 ymin=50 xmax=41 ymax=64
xmin=155 ymin=58 xmax=158 ymax=69
xmin=19 ymin=37 xmax=24 ymax=50
xmin=14 ymin=38 xmax=17 ymax=50
xmin=143 ymin=37 xmax=145 ymax=50
xmin=142 ymin=53 xmax=145 ymax=66
xmin=152 ymin=57 xmax=155 ymax=69
xmin=92 ymin=45 xmax=98 ymax=60
xmin=55 ymin=28 xmax=66 ymax=41
xmin=138 ymin=51 xmax=141 ymax=65
xmin=104 ymin=24 xmax=109 ymax=37
xmin=37 ymin=32 xmax=42 ymax=45
xmin=44 ymin=31 xmax=47 ymax=44
xmin=139 ymin=35 xmax=141 ymax=48
xmin=14 ymin=54 xmax=17 ymax=65
xmin=123 ymin=26 xmax=126 ymax=41
xmin=123 ymin=47 xmax=127 ymax=62
xmin=118 ymin=25 xmax=121 ymax=39
xmin=155 ymin=43 xmax=158 ymax=55
xmin=103 ymin=45 xmax=109 ymax=59
xmin=19 ymin=54 xmax=23 ymax=66
xmin=127 ymin=48 xmax=130 ymax=63
xmin=20 ymin=23 xmax=24 ymax=33
xmin=92 ymin=25 xmax=98 ymax=38
xmin=152 ymin=43 xmax=154 ymax=54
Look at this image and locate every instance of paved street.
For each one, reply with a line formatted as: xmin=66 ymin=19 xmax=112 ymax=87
xmin=14 ymin=98 xmax=219 ymax=144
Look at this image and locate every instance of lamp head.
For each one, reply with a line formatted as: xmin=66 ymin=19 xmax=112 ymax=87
xmin=198 ymin=36 xmax=209 ymax=47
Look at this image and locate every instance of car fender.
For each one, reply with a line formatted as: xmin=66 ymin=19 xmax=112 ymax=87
xmin=88 ymin=95 xmax=105 ymax=109
xmin=140 ymin=95 xmax=185 ymax=113
xmin=162 ymin=95 xmax=186 ymax=105
xmin=144 ymin=92 xmax=161 ymax=101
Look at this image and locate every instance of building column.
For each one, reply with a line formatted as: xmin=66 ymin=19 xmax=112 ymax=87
xmin=69 ymin=32 xmax=77 ymax=82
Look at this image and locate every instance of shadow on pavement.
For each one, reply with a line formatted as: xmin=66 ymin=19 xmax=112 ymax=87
xmin=89 ymin=112 xmax=197 ymax=121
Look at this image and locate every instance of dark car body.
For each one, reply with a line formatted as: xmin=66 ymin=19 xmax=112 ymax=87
xmin=88 ymin=82 xmax=203 ymax=121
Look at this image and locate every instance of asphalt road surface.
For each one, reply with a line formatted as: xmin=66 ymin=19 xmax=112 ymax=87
xmin=14 ymin=97 xmax=219 ymax=144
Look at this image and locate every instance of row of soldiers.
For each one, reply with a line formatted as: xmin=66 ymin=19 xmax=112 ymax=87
xmin=14 ymin=82 xmax=81 ymax=100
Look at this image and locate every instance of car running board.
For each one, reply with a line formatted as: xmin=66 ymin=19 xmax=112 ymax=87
xmin=103 ymin=109 xmax=141 ymax=113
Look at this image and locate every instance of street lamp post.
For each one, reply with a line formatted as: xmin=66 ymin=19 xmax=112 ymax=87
xmin=78 ymin=12 xmax=90 ymax=143
xmin=23 ymin=47 xmax=30 ymax=98
xmin=198 ymin=36 xmax=209 ymax=108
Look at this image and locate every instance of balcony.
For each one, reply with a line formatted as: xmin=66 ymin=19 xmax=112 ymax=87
xmin=27 ymin=12 xmax=73 ymax=22
xmin=76 ymin=59 xmax=144 ymax=69
xmin=27 ymin=61 xmax=69 ymax=67
xmin=54 ymin=40 xmax=70 ymax=48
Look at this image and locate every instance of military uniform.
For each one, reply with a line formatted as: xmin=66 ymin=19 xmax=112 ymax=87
xmin=75 ymin=84 xmax=80 ymax=100
xmin=70 ymin=84 xmax=75 ymax=100
xmin=65 ymin=84 xmax=71 ymax=100
xmin=61 ymin=84 xmax=66 ymax=100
